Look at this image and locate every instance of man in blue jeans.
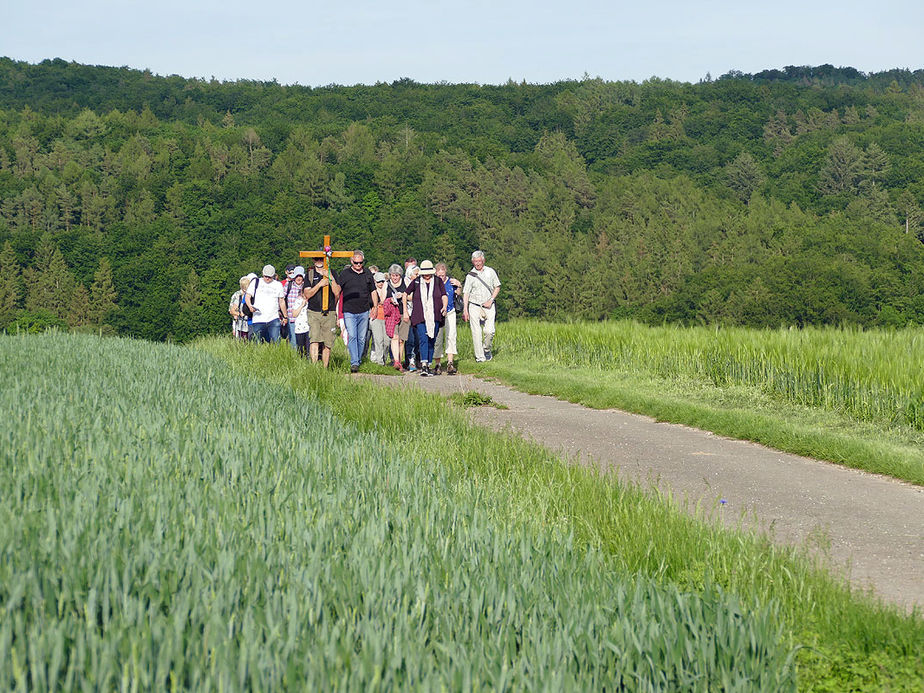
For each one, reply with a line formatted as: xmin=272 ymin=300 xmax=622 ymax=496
xmin=336 ymin=251 xmax=379 ymax=372
xmin=246 ymin=264 xmax=287 ymax=343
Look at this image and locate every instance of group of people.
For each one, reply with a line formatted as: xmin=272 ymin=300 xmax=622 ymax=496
xmin=229 ymin=250 xmax=501 ymax=376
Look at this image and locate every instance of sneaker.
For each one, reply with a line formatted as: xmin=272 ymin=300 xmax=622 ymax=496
xmin=350 ymin=364 xmax=359 ymax=373
xmin=484 ymin=349 xmax=492 ymax=361
xmin=408 ymin=362 xmax=417 ymax=372
xmin=433 ymin=364 xmax=441 ymax=375
xmin=447 ymin=364 xmax=457 ymax=375
xmin=420 ymin=365 xmax=431 ymax=377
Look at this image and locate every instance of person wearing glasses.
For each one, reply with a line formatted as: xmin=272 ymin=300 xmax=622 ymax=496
xmin=336 ymin=251 xmax=379 ymax=373
xmin=245 ymin=264 xmax=287 ymax=343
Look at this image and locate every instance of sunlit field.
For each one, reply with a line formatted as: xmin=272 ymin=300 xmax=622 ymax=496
xmin=1 ymin=333 xmax=920 ymax=690
xmin=472 ymin=319 xmax=924 ymax=485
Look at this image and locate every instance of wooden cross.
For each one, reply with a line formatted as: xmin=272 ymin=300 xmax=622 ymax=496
xmin=299 ymin=234 xmax=353 ymax=312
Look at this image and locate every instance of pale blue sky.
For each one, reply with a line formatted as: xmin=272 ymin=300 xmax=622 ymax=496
xmin=3 ymin=1 xmax=922 ymax=85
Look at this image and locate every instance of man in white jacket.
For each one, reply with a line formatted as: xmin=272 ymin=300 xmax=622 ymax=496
xmin=462 ymin=250 xmax=501 ymax=362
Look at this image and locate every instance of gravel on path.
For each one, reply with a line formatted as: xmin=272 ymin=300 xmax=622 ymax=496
xmin=361 ymin=371 xmax=924 ymax=612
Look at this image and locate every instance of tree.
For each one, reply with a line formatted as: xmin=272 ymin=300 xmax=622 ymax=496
xmin=241 ymin=128 xmax=271 ymax=174
xmin=174 ymin=269 xmax=204 ymax=342
xmin=897 ymin=191 xmax=923 ymax=237
xmin=861 ymin=142 xmax=891 ymax=186
xmin=67 ymin=283 xmax=91 ymax=328
xmin=0 ymin=241 xmax=22 ymax=326
xmin=817 ymin=137 xmax=864 ymax=195
xmin=725 ymin=152 xmax=766 ymax=203
xmin=88 ymin=257 xmax=118 ymax=330
xmin=24 ymin=236 xmax=75 ymax=321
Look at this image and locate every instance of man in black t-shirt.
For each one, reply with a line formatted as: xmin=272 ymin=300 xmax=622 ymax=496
xmin=304 ymin=256 xmax=341 ymax=368
xmin=337 ymin=250 xmax=378 ymax=373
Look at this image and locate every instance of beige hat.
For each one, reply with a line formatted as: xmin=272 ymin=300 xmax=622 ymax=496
xmin=419 ymin=260 xmax=436 ymax=276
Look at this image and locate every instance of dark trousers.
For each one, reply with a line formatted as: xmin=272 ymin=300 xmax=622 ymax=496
xmin=295 ymin=331 xmax=309 ymax=358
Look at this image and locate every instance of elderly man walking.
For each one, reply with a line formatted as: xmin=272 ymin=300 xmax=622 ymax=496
xmin=462 ymin=250 xmax=501 ymax=362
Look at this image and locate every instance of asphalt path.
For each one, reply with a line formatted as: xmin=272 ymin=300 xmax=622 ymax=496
xmin=361 ymin=371 xmax=924 ymax=612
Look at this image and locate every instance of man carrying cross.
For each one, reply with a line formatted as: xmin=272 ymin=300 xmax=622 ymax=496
xmin=303 ymin=255 xmax=341 ymax=368
xmin=462 ymin=249 xmax=501 ymax=362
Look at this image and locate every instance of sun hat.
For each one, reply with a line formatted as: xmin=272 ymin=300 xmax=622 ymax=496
xmin=293 ymin=266 xmax=305 ymax=278
xmin=419 ymin=260 xmax=436 ymax=276
xmin=262 ymin=264 xmax=275 ymax=277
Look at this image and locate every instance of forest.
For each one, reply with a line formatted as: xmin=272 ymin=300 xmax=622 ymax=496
xmin=1 ymin=57 xmax=924 ymax=340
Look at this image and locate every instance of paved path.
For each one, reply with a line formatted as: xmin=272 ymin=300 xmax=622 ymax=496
xmin=362 ymin=372 xmax=924 ymax=612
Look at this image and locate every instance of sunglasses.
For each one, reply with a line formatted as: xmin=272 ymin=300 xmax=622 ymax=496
xmin=352 ymin=260 xmax=364 ymax=265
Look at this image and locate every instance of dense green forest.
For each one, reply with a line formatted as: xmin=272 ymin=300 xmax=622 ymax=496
xmin=1 ymin=57 xmax=924 ymax=340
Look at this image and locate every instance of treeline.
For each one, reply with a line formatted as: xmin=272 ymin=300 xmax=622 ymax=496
xmin=1 ymin=58 xmax=924 ymax=339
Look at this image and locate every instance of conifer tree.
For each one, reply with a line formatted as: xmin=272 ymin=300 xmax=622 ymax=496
xmin=818 ymin=137 xmax=864 ymax=195
xmin=89 ymin=257 xmax=118 ymax=329
xmin=24 ymin=236 xmax=75 ymax=320
xmin=67 ymin=283 xmax=91 ymax=328
xmin=174 ymin=269 xmax=203 ymax=342
xmin=0 ymin=241 xmax=22 ymax=326
xmin=725 ymin=152 xmax=766 ymax=203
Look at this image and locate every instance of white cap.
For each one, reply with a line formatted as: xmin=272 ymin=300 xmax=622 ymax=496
xmin=262 ymin=264 xmax=275 ymax=277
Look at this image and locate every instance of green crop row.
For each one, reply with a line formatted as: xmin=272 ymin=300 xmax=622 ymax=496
xmin=0 ymin=333 xmax=797 ymax=690
xmin=495 ymin=319 xmax=924 ymax=429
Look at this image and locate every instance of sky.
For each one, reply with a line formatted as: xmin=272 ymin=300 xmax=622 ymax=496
xmin=3 ymin=1 xmax=922 ymax=86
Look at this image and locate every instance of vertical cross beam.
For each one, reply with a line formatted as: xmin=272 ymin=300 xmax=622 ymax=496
xmin=299 ymin=235 xmax=353 ymax=312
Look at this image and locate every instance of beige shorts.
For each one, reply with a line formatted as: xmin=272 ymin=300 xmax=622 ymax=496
xmin=397 ymin=319 xmax=411 ymax=341
xmin=307 ymin=311 xmax=337 ymax=348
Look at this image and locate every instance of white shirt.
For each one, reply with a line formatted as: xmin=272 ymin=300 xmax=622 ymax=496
xmin=462 ymin=266 xmax=501 ymax=306
xmin=292 ymin=296 xmax=310 ymax=334
xmin=247 ymin=278 xmax=285 ymax=324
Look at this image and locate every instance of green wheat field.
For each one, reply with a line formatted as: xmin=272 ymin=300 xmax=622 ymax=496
xmin=1 ymin=332 xmax=921 ymax=690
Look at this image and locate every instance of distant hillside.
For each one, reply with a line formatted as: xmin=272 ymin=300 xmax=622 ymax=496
xmin=1 ymin=58 xmax=924 ymax=339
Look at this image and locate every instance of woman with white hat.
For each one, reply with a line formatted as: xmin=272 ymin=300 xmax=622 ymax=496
xmin=406 ymin=260 xmax=447 ymax=377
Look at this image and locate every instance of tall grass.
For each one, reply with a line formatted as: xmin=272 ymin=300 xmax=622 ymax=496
xmin=201 ymin=336 xmax=923 ymax=691
xmin=498 ymin=320 xmax=924 ymax=429
xmin=0 ymin=333 xmax=799 ymax=690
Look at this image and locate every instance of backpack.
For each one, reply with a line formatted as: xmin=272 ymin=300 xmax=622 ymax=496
xmin=242 ymin=278 xmax=259 ymax=318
